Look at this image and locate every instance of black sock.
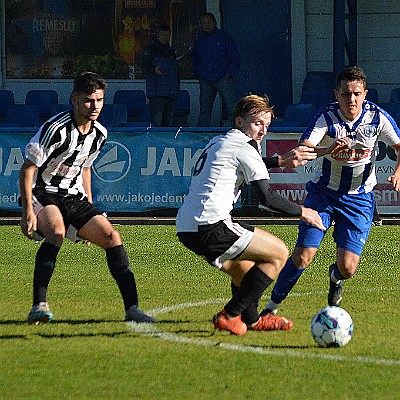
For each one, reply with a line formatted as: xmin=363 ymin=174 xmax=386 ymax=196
xmin=231 ymin=281 xmax=259 ymax=325
xmin=225 ymin=267 xmax=273 ymax=323
xmin=106 ymin=245 xmax=138 ymax=311
xmin=33 ymin=242 xmax=60 ymax=305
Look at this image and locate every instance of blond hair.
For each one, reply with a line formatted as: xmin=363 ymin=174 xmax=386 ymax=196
xmin=233 ymin=94 xmax=274 ymax=119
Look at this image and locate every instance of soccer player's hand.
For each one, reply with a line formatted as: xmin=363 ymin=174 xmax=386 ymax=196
xmin=300 ymin=207 xmax=326 ymax=231
xmin=20 ymin=212 xmax=37 ymax=239
xmin=328 ymin=137 xmax=352 ymax=154
xmin=388 ymin=173 xmax=400 ymax=191
xmin=279 ymin=146 xmax=317 ymax=168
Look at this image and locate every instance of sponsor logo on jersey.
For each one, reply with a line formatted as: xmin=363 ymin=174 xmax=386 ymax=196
xmin=362 ymin=125 xmax=378 ymax=137
xmin=332 ymin=148 xmax=370 ymax=161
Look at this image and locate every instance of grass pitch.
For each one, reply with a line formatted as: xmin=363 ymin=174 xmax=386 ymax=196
xmin=0 ymin=223 xmax=399 ymax=400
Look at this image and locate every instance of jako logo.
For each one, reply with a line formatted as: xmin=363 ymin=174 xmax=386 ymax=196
xmin=93 ymin=141 xmax=131 ymax=182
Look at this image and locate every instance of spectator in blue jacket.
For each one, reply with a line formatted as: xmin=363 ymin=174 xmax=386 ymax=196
xmin=192 ymin=12 xmax=240 ymax=127
xmin=142 ymin=24 xmax=180 ymax=127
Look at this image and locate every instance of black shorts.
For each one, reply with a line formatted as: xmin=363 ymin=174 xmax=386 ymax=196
xmin=177 ymin=219 xmax=254 ymax=269
xmin=33 ymin=190 xmax=103 ymax=231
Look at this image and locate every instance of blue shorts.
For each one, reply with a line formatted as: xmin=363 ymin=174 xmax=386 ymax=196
xmin=296 ymin=182 xmax=374 ymax=256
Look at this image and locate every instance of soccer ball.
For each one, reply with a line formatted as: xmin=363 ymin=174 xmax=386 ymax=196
xmin=311 ymin=306 xmax=353 ymax=348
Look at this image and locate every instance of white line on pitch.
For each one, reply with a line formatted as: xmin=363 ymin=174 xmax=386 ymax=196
xmin=145 ymin=286 xmax=400 ymax=316
xmin=126 ymin=321 xmax=400 ymax=366
xmin=127 ymin=289 xmax=400 ymax=367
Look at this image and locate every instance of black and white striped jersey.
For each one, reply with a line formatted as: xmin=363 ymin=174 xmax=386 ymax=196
xmin=25 ymin=111 xmax=107 ymax=197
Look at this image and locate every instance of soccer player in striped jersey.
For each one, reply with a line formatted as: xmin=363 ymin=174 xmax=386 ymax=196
xmin=176 ymin=94 xmax=325 ymax=335
xmin=19 ymin=72 xmax=155 ymax=325
xmin=262 ymin=66 xmax=400 ymax=316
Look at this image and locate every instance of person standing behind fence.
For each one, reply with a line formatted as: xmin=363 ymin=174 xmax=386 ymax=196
xmin=192 ymin=12 xmax=240 ymax=127
xmin=142 ymin=23 xmax=180 ymax=127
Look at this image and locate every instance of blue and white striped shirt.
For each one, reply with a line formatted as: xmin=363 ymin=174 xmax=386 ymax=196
xmin=301 ymin=101 xmax=400 ymax=194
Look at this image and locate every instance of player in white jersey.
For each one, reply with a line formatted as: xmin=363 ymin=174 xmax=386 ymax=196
xmin=262 ymin=66 xmax=400 ymax=316
xmin=176 ymin=94 xmax=325 ymax=335
xmin=19 ymin=72 xmax=155 ymax=325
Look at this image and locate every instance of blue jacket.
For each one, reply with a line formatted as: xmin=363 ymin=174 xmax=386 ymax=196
xmin=192 ymin=27 xmax=240 ymax=82
xmin=142 ymin=40 xmax=180 ymax=99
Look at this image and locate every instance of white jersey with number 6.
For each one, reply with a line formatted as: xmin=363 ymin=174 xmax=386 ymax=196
xmin=176 ymin=129 xmax=270 ymax=232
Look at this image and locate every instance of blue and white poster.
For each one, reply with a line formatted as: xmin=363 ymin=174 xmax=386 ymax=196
xmin=0 ymin=127 xmax=398 ymax=214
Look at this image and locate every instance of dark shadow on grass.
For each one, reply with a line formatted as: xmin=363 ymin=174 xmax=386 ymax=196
xmin=50 ymin=319 xmax=119 ymax=324
xmin=152 ymin=318 xmax=191 ymax=324
xmin=0 ymin=318 xmax=143 ymax=340
xmin=153 ymin=319 xmax=226 ymax=337
xmin=0 ymin=320 xmax=28 ymax=325
xmin=174 ymin=329 xmax=212 ymax=335
xmin=210 ymin=338 xmax=311 ymax=349
xmin=0 ymin=334 xmax=31 ymax=340
xmin=35 ymin=331 xmax=130 ymax=339
xmin=155 ymin=318 xmax=213 ymax=334
xmin=250 ymin=343 xmax=310 ymax=350
xmin=0 ymin=318 xmax=118 ymax=325
xmin=148 ymin=323 xmax=313 ymax=347
xmin=0 ymin=331 xmax=132 ymax=340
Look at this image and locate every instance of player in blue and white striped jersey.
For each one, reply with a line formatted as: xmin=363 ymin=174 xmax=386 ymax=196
xmin=19 ymin=72 xmax=155 ymax=325
xmin=262 ymin=66 xmax=400 ymax=316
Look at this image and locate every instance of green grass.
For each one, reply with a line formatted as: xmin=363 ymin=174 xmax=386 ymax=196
xmin=0 ymin=223 xmax=399 ymax=400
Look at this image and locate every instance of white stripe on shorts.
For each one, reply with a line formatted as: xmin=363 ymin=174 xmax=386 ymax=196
xmin=212 ymin=218 xmax=254 ymax=269
xmin=31 ymin=194 xmax=85 ymax=243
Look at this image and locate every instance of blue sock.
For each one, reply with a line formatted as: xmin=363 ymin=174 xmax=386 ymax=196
xmin=271 ymin=257 xmax=305 ymax=304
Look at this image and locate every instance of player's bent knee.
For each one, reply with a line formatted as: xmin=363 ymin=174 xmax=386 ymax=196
xmin=269 ymin=237 xmax=289 ymax=267
xmin=106 ymin=228 xmax=122 ymax=247
xmin=91 ymin=228 xmax=123 ymax=249
xmin=339 ymin=263 xmax=358 ymax=278
xmin=292 ymin=247 xmax=315 ymax=268
xmin=278 ymin=240 xmax=289 ymax=262
xmin=44 ymin=230 xmax=65 ymax=246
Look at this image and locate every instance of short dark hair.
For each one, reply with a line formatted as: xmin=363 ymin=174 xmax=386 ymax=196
xmin=202 ymin=12 xmax=217 ymax=24
xmin=158 ymin=23 xmax=171 ymax=33
xmin=336 ymin=66 xmax=367 ymax=89
xmin=73 ymin=72 xmax=107 ymax=95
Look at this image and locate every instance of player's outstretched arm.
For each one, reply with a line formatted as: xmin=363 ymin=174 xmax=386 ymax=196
xmin=278 ymin=145 xmax=317 ymax=168
xmin=262 ymin=145 xmax=317 ymax=169
xmin=251 ymin=179 xmax=325 ymax=231
xmin=300 ymin=138 xmax=352 ymax=158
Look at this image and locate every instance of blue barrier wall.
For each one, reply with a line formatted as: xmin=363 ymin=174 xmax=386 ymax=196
xmin=0 ymin=127 xmax=398 ymax=214
xmin=0 ymin=127 xmax=224 ymax=213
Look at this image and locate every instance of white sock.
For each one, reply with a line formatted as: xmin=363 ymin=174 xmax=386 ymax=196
xmin=330 ymin=269 xmax=342 ymax=284
xmin=264 ymin=300 xmax=280 ymax=314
